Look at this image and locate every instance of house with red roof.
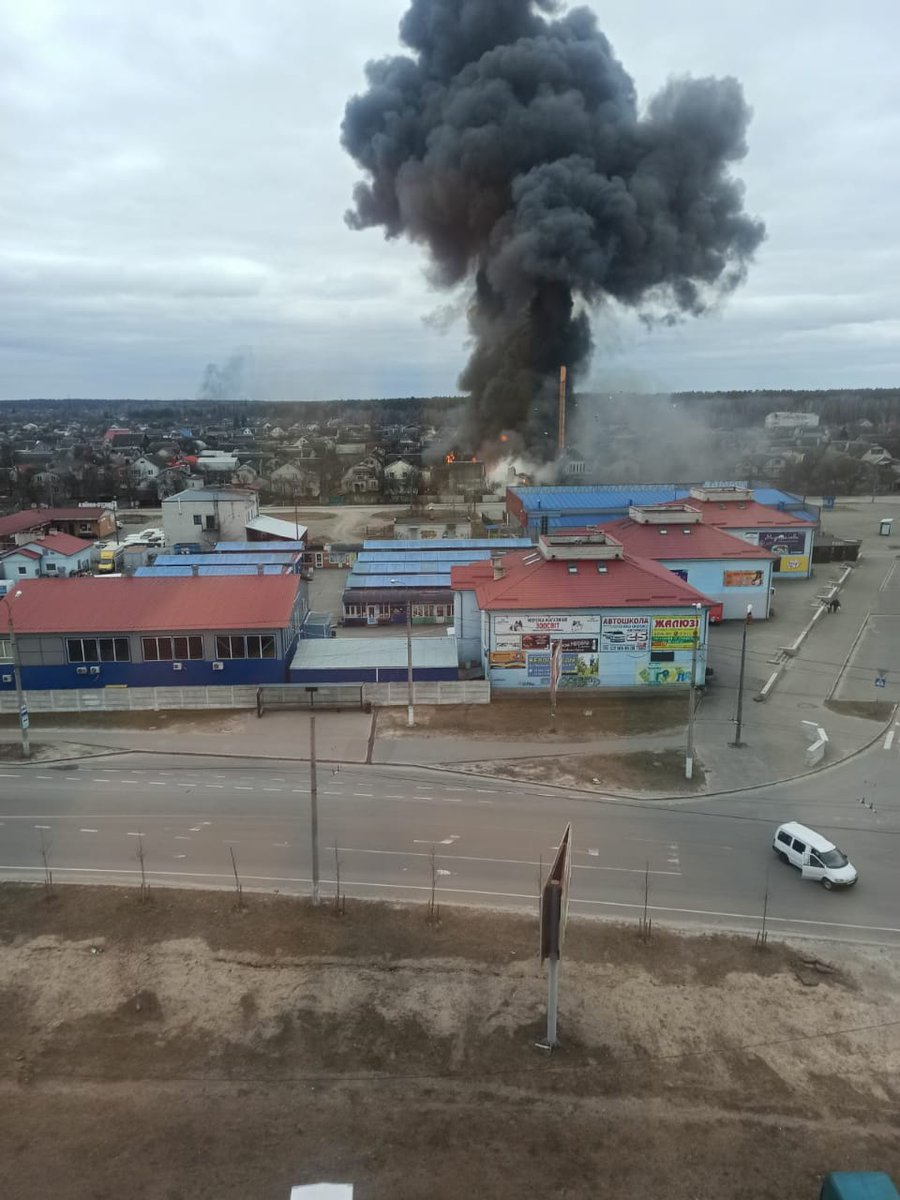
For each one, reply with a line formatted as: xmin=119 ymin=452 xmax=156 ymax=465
xmin=0 ymin=575 xmax=307 ymax=692
xmin=658 ymin=486 xmax=816 ymax=578
xmin=0 ymin=505 xmax=117 ymax=549
xmin=0 ymin=532 xmax=95 ymax=581
xmin=603 ymin=506 xmax=776 ymax=620
xmin=451 ymin=530 xmax=712 ymax=691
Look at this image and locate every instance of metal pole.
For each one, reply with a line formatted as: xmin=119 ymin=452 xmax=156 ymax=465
xmin=406 ymin=601 xmax=415 ymax=728
xmin=546 ymin=954 xmax=560 ymax=1048
xmin=5 ymin=603 xmax=30 ymax=760
xmin=685 ymin=610 xmax=700 ymax=780
xmin=309 ymin=714 xmax=320 ymax=905
xmin=732 ymin=607 xmax=751 ymax=747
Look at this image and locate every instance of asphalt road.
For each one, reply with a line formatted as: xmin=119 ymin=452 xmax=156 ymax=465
xmin=1 ymin=732 xmax=898 ymax=946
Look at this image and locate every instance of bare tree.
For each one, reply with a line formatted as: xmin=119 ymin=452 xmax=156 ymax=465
xmin=230 ymin=846 xmax=245 ymax=912
xmin=333 ymin=842 xmax=345 ymax=916
xmin=427 ymin=845 xmax=440 ymax=927
xmin=638 ymin=861 xmax=652 ymax=942
xmin=756 ymin=872 xmax=770 ymax=949
xmin=38 ymin=829 xmax=54 ymax=898
xmin=136 ymin=834 xmax=150 ymax=904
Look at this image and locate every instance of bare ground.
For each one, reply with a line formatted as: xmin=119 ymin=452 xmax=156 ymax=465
xmin=825 ymin=699 xmax=895 ymax=722
xmin=1 ymin=884 xmax=898 ymax=1200
xmin=448 ymin=748 xmax=705 ymax=793
xmin=379 ymin=695 xmax=688 ymax=740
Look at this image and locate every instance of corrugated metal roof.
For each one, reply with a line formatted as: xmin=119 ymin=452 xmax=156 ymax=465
xmin=245 ymin=515 xmax=308 ymax=540
xmin=290 ymin=636 xmax=457 ymax=671
xmin=163 ymin=488 xmax=254 ymax=503
xmin=346 ymin=572 xmax=452 ymax=589
xmin=215 ymin=540 xmax=305 ymax=552
xmin=351 ymin=562 xmax=455 ymax=576
xmin=30 ymin=533 xmax=94 ymax=556
xmin=135 ymin=565 xmax=287 ymax=577
xmin=10 ymin=576 xmax=300 ymax=633
xmin=511 ymin=485 xmax=817 ymax=520
xmin=452 ymin=550 xmax=713 ymax=610
xmin=154 ymin=553 xmax=298 ymax=566
xmin=659 ymin=498 xmax=813 ymax=529
xmin=603 ymin=520 xmax=777 ymax=560
xmin=0 ymin=506 xmax=109 ymax=538
xmin=364 ymin=538 xmax=532 ymax=551
xmin=356 ymin=550 xmax=499 ymax=564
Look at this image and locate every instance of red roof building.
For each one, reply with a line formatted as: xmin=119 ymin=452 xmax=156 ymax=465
xmin=0 ymin=506 xmax=116 ymax=548
xmin=451 ymin=531 xmax=711 ymax=691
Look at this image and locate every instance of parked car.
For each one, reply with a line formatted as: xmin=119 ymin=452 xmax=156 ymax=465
xmin=773 ymin=822 xmax=858 ymax=889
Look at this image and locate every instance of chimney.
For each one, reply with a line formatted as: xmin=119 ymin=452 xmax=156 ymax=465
xmin=491 ymin=554 xmax=505 ymax=581
xmin=557 ymin=364 xmax=567 ymax=453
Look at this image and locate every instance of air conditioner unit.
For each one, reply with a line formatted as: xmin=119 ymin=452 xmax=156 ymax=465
xmin=212 ymin=661 xmax=224 ymax=671
xmin=89 ymin=666 xmax=100 ymax=675
xmin=172 ymin=662 xmax=183 ymax=671
xmin=1 ymin=674 xmax=11 ymax=683
xmin=76 ymin=667 xmax=88 ymax=675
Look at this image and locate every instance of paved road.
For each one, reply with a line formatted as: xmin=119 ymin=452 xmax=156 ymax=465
xmin=1 ymin=734 xmax=898 ymax=946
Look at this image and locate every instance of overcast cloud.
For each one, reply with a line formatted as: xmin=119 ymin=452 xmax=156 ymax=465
xmin=1 ymin=0 xmax=898 ymax=400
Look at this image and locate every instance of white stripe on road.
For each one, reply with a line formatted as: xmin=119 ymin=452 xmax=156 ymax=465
xmin=148 ymin=782 xmax=167 ymax=787
xmin=884 ymin=730 xmax=895 ymax=751
xmin=234 ymin=786 xmax=253 ymax=791
xmin=79 ymin=829 xmax=98 ymax=834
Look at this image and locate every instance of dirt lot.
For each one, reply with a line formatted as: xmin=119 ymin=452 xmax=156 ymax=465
xmin=379 ymin=694 xmax=688 ymax=740
xmin=451 ymin=748 xmax=705 ymax=793
xmin=1 ymin=885 xmax=898 ymax=1200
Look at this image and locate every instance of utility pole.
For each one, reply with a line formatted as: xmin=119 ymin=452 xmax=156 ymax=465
xmin=406 ymin=601 xmax=415 ymax=728
xmin=732 ymin=604 xmax=753 ymax=748
xmin=685 ymin=603 xmax=702 ymax=780
xmin=2 ymin=592 xmax=30 ymax=760
xmin=309 ymin=714 xmax=320 ymax=905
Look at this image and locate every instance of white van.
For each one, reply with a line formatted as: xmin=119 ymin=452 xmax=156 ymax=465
xmin=773 ymin=822 xmax=858 ymax=889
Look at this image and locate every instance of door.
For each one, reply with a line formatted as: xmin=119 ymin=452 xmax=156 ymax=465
xmin=789 ymin=837 xmax=807 ymax=867
xmin=366 ymin=605 xmax=379 ymax=625
xmin=801 ymin=851 xmax=826 ymax=881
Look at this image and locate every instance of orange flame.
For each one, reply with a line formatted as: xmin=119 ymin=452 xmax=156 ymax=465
xmin=500 ymin=433 xmax=508 ymax=443
xmin=444 ymin=452 xmax=456 ymax=463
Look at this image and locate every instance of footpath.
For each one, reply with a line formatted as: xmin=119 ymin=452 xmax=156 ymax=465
xmin=2 ymin=497 xmax=897 ymax=796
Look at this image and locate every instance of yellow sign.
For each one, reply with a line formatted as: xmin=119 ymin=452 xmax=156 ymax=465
xmin=777 ymin=555 xmax=809 ymax=575
xmin=489 ymin=650 xmax=525 ymax=669
xmin=651 ymin=616 xmax=700 ymax=650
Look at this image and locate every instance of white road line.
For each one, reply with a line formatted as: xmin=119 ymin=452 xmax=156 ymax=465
xmin=291 ymin=788 xmax=309 ymax=794
xmin=121 ymin=780 xmax=140 ymax=785
xmin=0 ymin=773 xmax=20 ymax=778
xmin=262 ymin=788 xmax=283 ymax=793
xmin=174 ymin=854 xmax=187 ymax=860
xmin=884 ymin=731 xmax=896 ymax=751
xmin=324 ymin=789 xmax=343 ymax=795
xmin=175 ymin=836 xmax=191 ymax=841
xmin=79 ymin=829 xmax=98 ymax=834
xmin=35 ymin=775 xmax=54 ymax=780
xmin=205 ymin=784 xmax=224 ymax=789
xmin=92 ymin=779 xmax=111 ymax=784
xmin=126 ymin=832 xmax=145 ymax=837
xmin=148 ymin=782 xmax=167 ymax=787
xmin=34 ymin=824 xmax=51 ymax=829
xmin=353 ymin=792 xmax=374 ymax=797
xmin=234 ymin=786 xmax=253 ymax=791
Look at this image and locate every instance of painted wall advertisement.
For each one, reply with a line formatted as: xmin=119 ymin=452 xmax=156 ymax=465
xmin=526 ymin=638 xmax=600 ymax=686
xmin=637 ymin=662 xmax=692 ymax=685
xmin=600 ymin=616 xmax=650 ymax=652
xmin=722 ymin=569 xmax=764 ymax=587
xmin=650 ymin=615 xmax=700 ymax=650
xmin=494 ymin=613 xmax=601 ymax=635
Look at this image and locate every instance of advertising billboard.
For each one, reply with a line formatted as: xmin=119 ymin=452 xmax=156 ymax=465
xmin=650 ymin=615 xmax=700 ymax=650
xmin=601 ymin=616 xmax=650 ymax=652
xmin=756 ymin=530 xmax=807 ymax=555
xmin=723 ymin=570 xmax=764 ymax=587
xmin=637 ymin=662 xmax=692 ymax=685
xmin=495 ymin=613 xmax=601 ymax=635
xmin=777 ymin=555 xmax=809 ymax=575
xmin=489 ymin=650 xmax=525 ymax=669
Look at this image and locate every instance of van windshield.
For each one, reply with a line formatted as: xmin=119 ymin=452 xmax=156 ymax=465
xmin=820 ymin=848 xmax=848 ymax=869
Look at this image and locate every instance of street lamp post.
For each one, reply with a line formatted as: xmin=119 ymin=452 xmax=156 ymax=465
xmin=1 ymin=590 xmax=30 ymax=760
xmin=406 ymin=601 xmax=415 ymax=728
xmin=685 ymin=603 xmax=703 ymax=781
xmin=732 ymin=604 xmax=753 ymax=748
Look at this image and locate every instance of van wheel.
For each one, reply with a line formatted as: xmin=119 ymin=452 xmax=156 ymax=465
xmin=821 ymin=878 xmax=834 ymax=890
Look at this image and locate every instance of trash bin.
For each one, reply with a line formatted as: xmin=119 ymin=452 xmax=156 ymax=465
xmin=879 ymin=518 xmax=893 ymax=536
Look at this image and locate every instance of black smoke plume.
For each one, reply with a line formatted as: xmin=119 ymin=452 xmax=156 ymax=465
xmin=342 ymin=0 xmax=765 ymax=458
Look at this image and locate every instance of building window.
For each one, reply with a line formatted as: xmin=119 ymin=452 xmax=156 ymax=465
xmin=0 ymin=638 xmax=11 ymax=661
xmin=193 ymin=514 xmax=202 ymax=526
xmin=142 ymin=635 xmax=203 ymax=661
xmin=344 ymin=605 xmax=360 ymax=617
xmin=67 ymin=637 xmax=130 ymax=663
xmin=214 ymin=634 xmax=276 ymax=660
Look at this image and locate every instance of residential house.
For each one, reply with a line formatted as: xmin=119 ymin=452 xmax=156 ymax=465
xmin=1 ymin=532 xmax=94 ymax=580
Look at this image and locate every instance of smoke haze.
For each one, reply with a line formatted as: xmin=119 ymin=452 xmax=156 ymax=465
xmin=342 ymin=0 xmax=765 ymax=459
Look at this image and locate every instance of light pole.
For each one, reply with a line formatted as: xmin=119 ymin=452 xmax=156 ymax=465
xmin=406 ymin=601 xmax=415 ymax=728
xmin=309 ymin=714 xmax=320 ymax=906
xmin=684 ymin=603 xmax=703 ymax=781
xmin=1 ymin=590 xmax=30 ymax=760
xmin=732 ymin=604 xmax=753 ymax=748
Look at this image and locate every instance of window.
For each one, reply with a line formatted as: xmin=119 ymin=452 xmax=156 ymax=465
xmin=192 ymin=514 xmax=202 ymax=526
xmin=67 ymin=637 xmax=130 ymax=663
xmin=45 ymin=562 xmax=57 ymax=573
xmin=142 ymin=635 xmax=203 ymax=661
xmin=792 ymin=839 xmax=806 ymax=855
xmin=776 ymin=831 xmax=792 ymax=847
xmin=214 ymin=634 xmax=276 ymax=660
xmin=0 ymin=638 xmax=11 ymax=661
xmin=204 ymin=515 xmax=216 ymax=531
xmin=344 ymin=605 xmax=360 ymax=617
xmin=810 ymin=853 xmax=825 ymax=868
xmin=17 ymin=566 xmax=27 ymax=576
xmin=650 ymin=651 xmax=675 ymax=663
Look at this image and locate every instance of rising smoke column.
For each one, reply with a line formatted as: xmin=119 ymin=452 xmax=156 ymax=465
xmin=341 ymin=0 xmax=765 ymax=458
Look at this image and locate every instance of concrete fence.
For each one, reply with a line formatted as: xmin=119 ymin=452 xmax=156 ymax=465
xmin=2 ymin=679 xmax=490 ymax=716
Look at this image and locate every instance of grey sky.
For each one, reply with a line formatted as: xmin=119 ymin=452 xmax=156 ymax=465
xmin=2 ymin=0 xmax=898 ymax=400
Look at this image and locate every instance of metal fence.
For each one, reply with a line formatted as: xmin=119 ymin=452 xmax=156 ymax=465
xmin=364 ymin=681 xmax=490 ymax=706
xmin=0 ymin=686 xmax=259 ymax=713
xmin=257 ymin=685 xmax=366 ymax=714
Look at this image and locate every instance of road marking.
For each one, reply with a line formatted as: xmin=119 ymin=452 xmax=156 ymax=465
xmin=126 ymin=832 xmax=145 ymax=837
xmin=414 ymin=834 xmax=458 ymax=846
xmin=92 ymin=779 xmax=111 ymax=784
xmin=35 ymin=775 xmax=54 ymax=780
xmin=174 ymin=854 xmax=187 ymax=860
xmin=121 ymin=780 xmax=140 ymax=785
xmin=79 ymin=829 xmax=98 ymax=834
xmin=262 ymin=788 xmax=283 ymax=793
xmin=148 ymin=782 xmax=166 ymax=787
xmin=234 ymin=786 xmax=253 ymax=791
xmin=0 ymin=773 xmax=20 ymax=778
xmin=34 ymin=824 xmax=51 ymax=830
xmin=204 ymin=784 xmax=224 ymax=789
xmin=273 ymin=841 xmax=289 ymax=848
xmin=884 ymin=731 xmax=895 ymax=751
xmin=188 ymin=827 xmax=202 ymax=832
xmin=353 ymin=792 xmax=374 ymax=798
xmin=588 ymin=849 xmax=599 ymax=857
xmin=436 ymin=868 xmax=452 ymax=876
xmin=175 ymin=836 xmax=191 ymax=841
xmin=324 ymin=789 xmax=343 ymax=795
xmin=291 ymin=788 xmax=309 ymax=793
